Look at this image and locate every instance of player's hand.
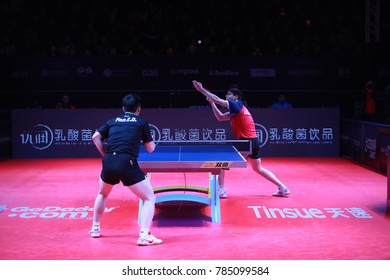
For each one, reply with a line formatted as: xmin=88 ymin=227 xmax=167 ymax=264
xmin=192 ymin=80 xmax=203 ymax=91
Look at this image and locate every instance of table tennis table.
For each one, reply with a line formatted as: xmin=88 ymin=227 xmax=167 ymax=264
xmin=137 ymin=141 xmax=249 ymax=223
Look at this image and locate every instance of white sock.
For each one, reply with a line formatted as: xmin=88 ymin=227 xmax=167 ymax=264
xmin=278 ymin=184 xmax=287 ymax=190
xmin=140 ymin=228 xmax=149 ymax=236
xmin=92 ymin=222 xmax=100 ymax=229
xmin=219 ymin=185 xmax=225 ymax=190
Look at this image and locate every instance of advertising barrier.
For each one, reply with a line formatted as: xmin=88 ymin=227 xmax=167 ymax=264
xmin=341 ymin=119 xmax=390 ymax=174
xmin=12 ymin=108 xmax=339 ymax=158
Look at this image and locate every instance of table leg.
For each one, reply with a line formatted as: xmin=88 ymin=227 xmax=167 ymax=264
xmin=209 ymin=173 xmax=221 ymax=223
xmin=138 ymin=172 xmax=222 ymax=223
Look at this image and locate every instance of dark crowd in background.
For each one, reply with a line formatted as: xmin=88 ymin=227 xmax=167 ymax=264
xmin=0 ymin=0 xmax=389 ymax=124
xmin=0 ymin=0 xmax=376 ymax=57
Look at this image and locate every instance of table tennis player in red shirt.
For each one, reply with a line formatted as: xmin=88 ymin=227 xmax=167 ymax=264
xmin=192 ymin=80 xmax=290 ymax=198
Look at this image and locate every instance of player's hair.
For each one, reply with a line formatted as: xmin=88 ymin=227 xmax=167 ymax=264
xmin=123 ymin=94 xmax=141 ymax=112
xmin=229 ymin=88 xmax=243 ymax=100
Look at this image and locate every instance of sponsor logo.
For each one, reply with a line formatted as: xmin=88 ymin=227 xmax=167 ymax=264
xmin=201 ymin=162 xmax=231 ymax=168
xmin=141 ymin=69 xmax=159 ymax=77
xmin=103 ymin=68 xmax=131 ymax=77
xmin=248 ymin=206 xmax=373 ymax=219
xmin=41 ymin=69 xmax=67 ymax=78
xmin=149 ymin=124 xmax=162 ymax=142
xmin=19 ymin=124 xmax=54 ymax=150
xmin=11 ymin=69 xmax=29 ymax=78
xmin=170 ymin=69 xmax=199 ymax=76
xmin=287 ymin=68 xmax=324 ymax=77
xmin=77 ymin=66 xmax=94 ymax=77
xmin=5 ymin=206 xmax=116 ymax=219
xmin=250 ymin=68 xmax=276 ymax=77
xmin=18 ymin=123 xmax=95 ymax=151
xmin=209 ymin=70 xmax=240 ymax=76
xmin=255 ymin=123 xmax=268 ymax=148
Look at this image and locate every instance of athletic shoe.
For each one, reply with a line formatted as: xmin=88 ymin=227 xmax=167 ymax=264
xmin=89 ymin=228 xmax=101 ymax=238
xmin=137 ymin=233 xmax=163 ymax=246
xmin=218 ymin=188 xmax=227 ymax=198
xmin=272 ymin=187 xmax=291 ymax=197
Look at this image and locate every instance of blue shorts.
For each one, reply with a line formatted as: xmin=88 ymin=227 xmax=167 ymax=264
xmin=100 ymin=153 xmax=146 ymax=186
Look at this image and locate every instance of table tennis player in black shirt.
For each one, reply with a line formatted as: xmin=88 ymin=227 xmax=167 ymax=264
xmin=89 ymin=93 xmax=162 ymax=246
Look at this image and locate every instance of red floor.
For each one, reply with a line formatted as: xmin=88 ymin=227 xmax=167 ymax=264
xmin=0 ymin=157 xmax=389 ymax=260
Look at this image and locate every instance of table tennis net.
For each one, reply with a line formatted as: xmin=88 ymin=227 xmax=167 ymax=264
xmin=154 ymin=140 xmax=252 ymax=153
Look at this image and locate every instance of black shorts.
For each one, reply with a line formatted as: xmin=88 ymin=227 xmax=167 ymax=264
xmin=239 ymin=137 xmax=261 ymax=159
xmin=100 ymin=153 xmax=146 ymax=186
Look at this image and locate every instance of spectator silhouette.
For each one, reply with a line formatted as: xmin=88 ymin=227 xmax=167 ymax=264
xmin=56 ymin=95 xmax=76 ymax=109
xmin=270 ymin=94 xmax=292 ymax=109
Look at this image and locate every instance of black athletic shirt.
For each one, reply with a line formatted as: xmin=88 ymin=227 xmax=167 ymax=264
xmin=97 ymin=112 xmax=153 ymax=158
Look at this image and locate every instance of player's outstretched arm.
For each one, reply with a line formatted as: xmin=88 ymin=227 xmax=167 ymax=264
xmin=192 ymin=80 xmax=228 ymax=108
xmin=209 ymin=100 xmax=230 ymax=121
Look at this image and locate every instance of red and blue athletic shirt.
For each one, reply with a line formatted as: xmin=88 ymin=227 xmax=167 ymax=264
xmin=228 ymin=100 xmax=257 ymax=139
